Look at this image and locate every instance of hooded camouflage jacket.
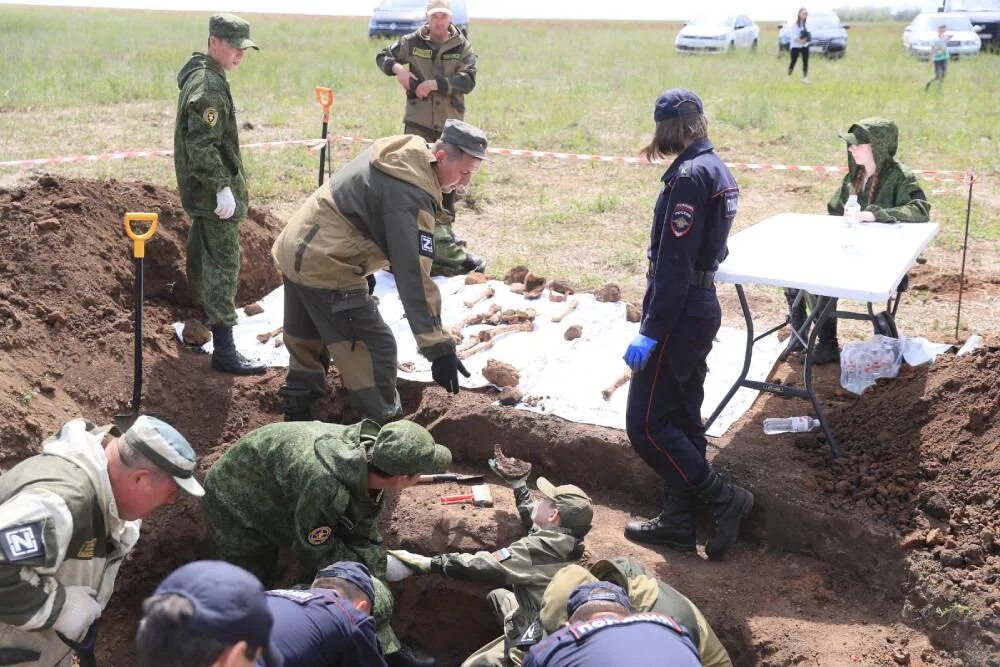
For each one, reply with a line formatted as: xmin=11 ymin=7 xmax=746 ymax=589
xmin=203 ymin=421 xmax=388 ymax=579
xmin=827 ymin=118 xmax=930 ymax=224
xmin=376 ymin=24 xmax=477 ymax=134
xmin=174 ymin=53 xmax=249 ymax=221
xmin=271 ymin=136 xmax=454 ymax=361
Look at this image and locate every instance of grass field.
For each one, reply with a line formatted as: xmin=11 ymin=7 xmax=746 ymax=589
xmin=1 ymin=6 xmax=997 ymax=335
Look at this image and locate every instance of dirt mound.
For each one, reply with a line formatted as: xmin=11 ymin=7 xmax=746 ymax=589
xmin=793 ymin=349 xmax=1000 ymax=655
xmin=907 ymin=263 xmax=1000 ymax=297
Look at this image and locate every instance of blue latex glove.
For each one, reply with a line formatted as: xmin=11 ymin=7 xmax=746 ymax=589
xmin=624 ymin=334 xmax=658 ymax=371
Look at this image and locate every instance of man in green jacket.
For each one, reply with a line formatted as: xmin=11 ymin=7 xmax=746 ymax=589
xmin=376 ymin=0 xmax=485 ymax=278
xmin=271 ymin=119 xmax=488 ymax=424
xmin=174 ymin=13 xmax=265 ymax=375
xmin=202 ymin=419 xmax=452 ymax=667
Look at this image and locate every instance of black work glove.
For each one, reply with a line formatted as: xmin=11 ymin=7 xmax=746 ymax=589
xmin=462 ymin=253 xmax=487 ymax=274
xmin=431 ymin=353 xmax=471 ymax=394
xmin=367 ymin=274 xmax=377 ymax=295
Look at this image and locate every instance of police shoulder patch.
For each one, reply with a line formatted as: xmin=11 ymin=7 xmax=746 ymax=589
xmin=268 ymin=589 xmax=321 ymax=605
xmin=0 ymin=522 xmax=45 ymax=562
xmin=418 ymin=230 xmax=435 ymax=258
xmin=491 ymin=547 xmax=512 ymax=562
xmin=670 ymin=202 xmax=696 ymax=237
xmin=723 ymin=188 xmax=739 ymax=219
xmin=307 ymin=526 xmax=332 ymax=545
xmin=202 ymin=107 xmax=218 ymax=127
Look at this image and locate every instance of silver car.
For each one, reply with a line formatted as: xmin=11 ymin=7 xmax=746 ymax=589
xmin=675 ymin=14 xmax=761 ymax=53
xmin=903 ymin=13 xmax=982 ymax=58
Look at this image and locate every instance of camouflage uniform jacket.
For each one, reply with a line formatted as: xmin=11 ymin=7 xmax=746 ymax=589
xmin=0 ymin=420 xmax=141 ymax=661
xmin=827 ymin=118 xmax=930 ymax=224
xmin=203 ymin=421 xmax=389 ymax=578
xmin=430 ymin=486 xmax=584 ymax=641
xmin=376 ymin=24 xmax=477 ymax=135
xmin=174 ymin=53 xmax=249 ymax=221
xmin=271 ymin=136 xmax=455 ymax=361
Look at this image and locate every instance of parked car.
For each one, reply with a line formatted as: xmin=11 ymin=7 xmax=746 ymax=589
xmin=778 ymin=11 xmax=849 ymax=58
xmin=939 ymin=0 xmax=1000 ymax=52
xmin=368 ymin=0 xmax=469 ymax=39
xmin=903 ymin=13 xmax=982 ymax=58
xmin=675 ymin=15 xmax=761 ymax=53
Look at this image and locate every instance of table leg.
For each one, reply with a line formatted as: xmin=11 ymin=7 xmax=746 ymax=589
xmin=804 ymin=296 xmax=841 ymax=457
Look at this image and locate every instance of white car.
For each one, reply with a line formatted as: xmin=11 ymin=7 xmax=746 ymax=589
xmin=903 ymin=13 xmax=982 ymax=58
xmin=675 ymin=15 xmax=761 ymax=53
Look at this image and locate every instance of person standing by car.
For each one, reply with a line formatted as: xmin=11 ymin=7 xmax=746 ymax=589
xmin=621 ymin=89 xmax=753 ymax=561
xmin=375 ymin=0 xmax=485 ymax=278
xmin=783 ymin=8 xmax=811 ymax=83
xmin=925 ymin=24 xmax=951 ymax=92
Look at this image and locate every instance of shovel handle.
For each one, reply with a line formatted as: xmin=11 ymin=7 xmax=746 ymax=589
xmin=315 ymin=86 xmax=335 ymax=121
xmin=124 ymin=212 xmax=158 ymax=259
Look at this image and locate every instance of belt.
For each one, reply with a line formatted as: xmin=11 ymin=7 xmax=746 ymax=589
xmin=691 ymin=270 xmax=716 ymax=288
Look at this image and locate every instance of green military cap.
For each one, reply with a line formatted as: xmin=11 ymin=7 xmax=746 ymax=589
xmin=536 ymin=477 xmax=593 ymax=536
xmin=370 ymin=420 xmax=451 ymax=476
xmin=440 ymin=119 xmax=490 ymax=161
xmin=838 ymin=124 xmax=871 ymax=146
xmin=210 ymin=14 xmax=259 ymax=50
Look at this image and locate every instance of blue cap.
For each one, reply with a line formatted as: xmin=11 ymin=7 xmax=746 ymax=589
xmin=154 ymin=561 xmax=282 ymax=667
xmin=124 ymin=415 xmax=203 ymax=497
xmin=654 ymin=88 xmax=704 ymax=122
xmin=566 ymin=581 xmax=633 ymax=617
xmin=316 ymin=561 xmax=375 ymax=607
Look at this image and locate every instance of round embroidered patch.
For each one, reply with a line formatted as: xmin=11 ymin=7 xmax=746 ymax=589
xmin=307 ymin=526 xmax=332 ymax=545
xmin=202 ymin=107 xmax=218 ymax=127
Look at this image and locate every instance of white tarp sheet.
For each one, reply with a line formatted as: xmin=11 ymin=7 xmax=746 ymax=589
xmin=174 ymin=271 xmax=784 ymax=437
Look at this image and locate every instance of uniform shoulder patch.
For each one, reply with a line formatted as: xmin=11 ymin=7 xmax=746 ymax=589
xmin=724 ymin=189 xmax=739 ymax=219
xmin=307 ymin=526 xmax=332 ymax=546
xmin=491 ymin=547 xmax=512 ymax=562
xmin=202 ymin=107 xmax=218 ymax=127
xmin=76 ymin=538 xmax=97 ymax=560
xmin=670 ymin=202 xmax=696 ymax=237
xmin=268 ymin=589 xmax=321 ymax=604
xmin=0 ymin=522 xmax=45 ymax=562
xmin=418 ymin=230 xmax=435 ymax=258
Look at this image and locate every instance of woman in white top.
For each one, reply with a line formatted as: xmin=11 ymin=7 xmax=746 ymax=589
xmin=784 ymin=8 xmax=811 ymax=83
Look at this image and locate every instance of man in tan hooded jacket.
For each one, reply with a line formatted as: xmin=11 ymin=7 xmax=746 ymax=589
xmin=272 ymin=119 xmax=488 ymax=423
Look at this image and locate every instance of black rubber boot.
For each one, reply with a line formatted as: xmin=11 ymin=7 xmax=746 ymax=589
xmin=624 ymin=485 xmax=697 ymax=552
xmin=211 ymin=326 xmax=266 ymax=375
xmin=812 ymin=317 xmax=840 ymax=365
xmin=783 ymin=289 xmax=808 ymax=354
xmin=281 ymin=394 xmax=316 ymax=422
xmin=692 ymin=469 xmax=754 ymax=561
xmin=386 ymin=643 xmax=436 ymax=667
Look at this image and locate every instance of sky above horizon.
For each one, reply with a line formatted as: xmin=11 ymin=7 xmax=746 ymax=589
xmin=0 ymin=0 xmax=942 ymax=22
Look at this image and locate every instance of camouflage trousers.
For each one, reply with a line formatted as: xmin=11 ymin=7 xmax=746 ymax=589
xmin=201 ymin=485 xmax=402 ymax=654
xmin=280 ymin=277 xmax=402 ymax=424
xmin=461 ymin=589 xmax=523 ymax=667
xmin=187 ymin=214 xmax=240 ymax=327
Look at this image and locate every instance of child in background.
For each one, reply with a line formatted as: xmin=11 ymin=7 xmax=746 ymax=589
xmin=925 ymin=24 xmax=950 ymax=92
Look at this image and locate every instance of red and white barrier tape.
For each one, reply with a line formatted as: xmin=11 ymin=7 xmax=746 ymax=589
xmin=1 ymin=134 xmax=973 ymax=185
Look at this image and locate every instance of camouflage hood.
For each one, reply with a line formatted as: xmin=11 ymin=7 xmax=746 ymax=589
xmin=539 ymin=558 xmax=660 ymax=633
xmin=176 ymin=52 xmax=224 ymax=90
xmin=369 ymin=135 xmax=443 ymax=207
xmin=844 ymin=117 xmax=898 ymax=177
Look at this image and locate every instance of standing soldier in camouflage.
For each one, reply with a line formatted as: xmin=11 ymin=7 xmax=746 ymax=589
xmin=271 ymin=120 xmax=488 ymax=424
xmin=201 ymin=419 xmax=452 ymax=667
xmin=174 ymin=13 xmax=266 ymax=375
xmin=386 ymin=470 xmax=593 ymax=667
xmin=0 ymin=416 xmax=203 ymax=666
xmin=376 ymin=0 xmax=486 ymax=277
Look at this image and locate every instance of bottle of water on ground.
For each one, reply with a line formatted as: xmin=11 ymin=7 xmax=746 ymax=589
xmin=763 ymin=416 xmax=821 ymax=435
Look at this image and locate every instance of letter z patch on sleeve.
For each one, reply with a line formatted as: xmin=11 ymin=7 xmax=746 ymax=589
xmin=670 ymin=202 xmax=696 ymax=237
xmin=418 ymin=230 xmax=435 ymax=258
xmin=0 ymin=522 xmax=45 ymax=562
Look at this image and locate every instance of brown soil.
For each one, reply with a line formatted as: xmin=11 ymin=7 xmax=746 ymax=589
xmin=0 ymin=176 xmax=994 ymax=666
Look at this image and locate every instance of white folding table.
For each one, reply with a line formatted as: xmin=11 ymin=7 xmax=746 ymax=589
xmin=705 ymin=213 xmax=940 ymax=456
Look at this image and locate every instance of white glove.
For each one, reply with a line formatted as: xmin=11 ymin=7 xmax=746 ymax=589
xmin=386 ymin=549 xmax=432 ymax=581
xmin=214 ymin=186 xmax=236 ymax=219
xmin=52 ymin=586 xmax=101 ymax=642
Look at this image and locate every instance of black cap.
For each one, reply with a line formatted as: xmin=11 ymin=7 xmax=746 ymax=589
xmin=440 ymin=119 xmax=490 ymax=161
xmin=566 ymin=581 xmax=633 ymax=617
xmin=315 ymin=561 xmax=376 ymax=607
xmin=654 ymin=88 xmax=704 ymax=122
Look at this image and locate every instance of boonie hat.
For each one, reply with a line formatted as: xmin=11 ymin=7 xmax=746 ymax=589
xmin=370 ymin=420 xmax=452 ymax=476
xmin=566 ymin=581 xmax=633 ymax=617
xmin=154 ymin=561 xmax=282 ymax=667
xmin=441 ymin=119 xmax=490 ymax=161
xmin=426 ymin=0 xmax=452 ymax=16
xmin=838 ymin=124 xmax=871 ymax=146
xmin=654 ymin=88 xmax=704 ymax=122
xmin=124 ymin=415 xmax=204 ymax=497
xmin=316 ymin=561 xmax=376 ymax=607
xmin=536 ymin=477 xmax=593 ymax=535
xmin=210 ymin=14 xmax=259 ymax=50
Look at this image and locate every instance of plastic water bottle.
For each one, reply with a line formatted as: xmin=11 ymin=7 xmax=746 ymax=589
xmin=843 ymin=195 xmax=861 ymax=226
xmin=762 ymin=416 xmax=821 ymax=435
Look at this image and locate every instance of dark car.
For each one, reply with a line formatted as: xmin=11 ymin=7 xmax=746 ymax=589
xmin=940 ymin=0 xmax=1000 ymax=52
xmin=778 ymin=11 xmax=849 ymax=58
xmin=369 ymin=0 xmax=469 ymax=39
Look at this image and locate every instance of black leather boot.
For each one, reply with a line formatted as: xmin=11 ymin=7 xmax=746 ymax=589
xmin=692 ymin=469 xmax=754 ymax=561
xmin=385 ymin=643 xmax=436 ymax=667
xmin=211 ymin=326 xmax=266 ymax=375
xmin=783 ymin=289 xmax=808 ymax=354
xmin=813 ymin=317 xmax=840 ymax=365
xmin=624 ymin=485 xmax=697 ymax=552
xmin=281 ymin=394 xmax=316 ymax=422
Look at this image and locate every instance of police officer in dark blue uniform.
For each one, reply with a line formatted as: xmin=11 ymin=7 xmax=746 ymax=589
xmin=522 ymin=581 xmax=702 ymax=667
xmin=262 ymin=562 xmax=387 ymax=667
xmin=622 ymin=89 xmax=753 ymax=561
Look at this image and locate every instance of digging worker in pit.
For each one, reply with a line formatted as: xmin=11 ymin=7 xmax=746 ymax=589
xmin=201 ymin=419 xmax=452 ymax=667
xmin=385 ymin=466 xmax=593 ymax=667
xmin=524 ymin=558 xmax=731 ymax=667
xmin=376 ymin=0 xmax=485 ymax=278
xmin=265 ymin=561 xmax=385 ymax=667
xmin=622 ymin=88 xmax=753 ymax=560
xmin=522 ymin=582 xmax=702 ymax=667
xmin=271 ymin=119 xmax=488 ymax=424
xmin=0 ymin=416 xmax=203 ymax=667
xmin=174 ymin=13 xmax=266 ymax=376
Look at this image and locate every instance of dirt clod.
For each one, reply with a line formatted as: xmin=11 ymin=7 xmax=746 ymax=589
xmin=564 ymin=324 xmax=582 ymax=341
xmin=181 ymin=319 xmax=211 ymax=346
xmin=497 ymin=386 xmax=523 ymax=406
xmin=492 ymin=444 xmax=531 ymax=478
xmin=482 ymin=359 xmax=519 ymax=388
xmin=504 ymin=265 xmax=529 ymax=284
xmin=625 ymin=302 xmax=641 ymax=322
xmin=243 ymin=302 xmax=264 ymax=316
xmin=594 ymin=283 xmax=621 ymax=302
